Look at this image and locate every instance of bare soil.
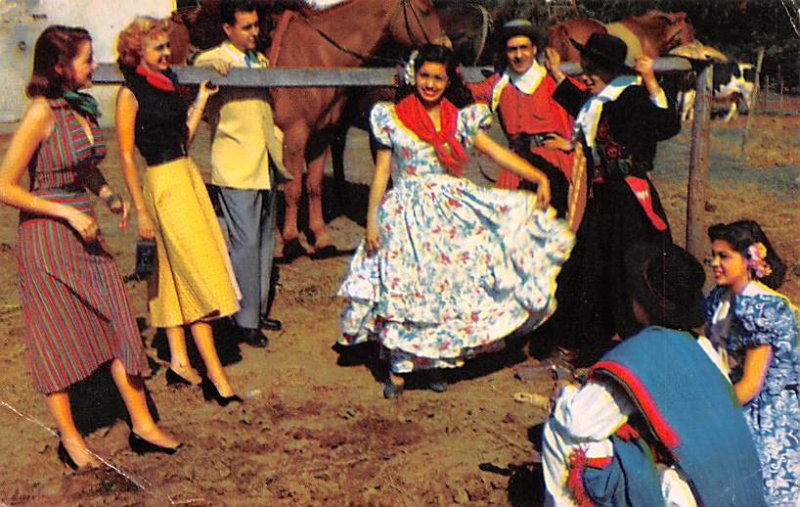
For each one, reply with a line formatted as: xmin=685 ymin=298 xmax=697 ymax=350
xmin=0 ymin=109 xmax=798 ymax=506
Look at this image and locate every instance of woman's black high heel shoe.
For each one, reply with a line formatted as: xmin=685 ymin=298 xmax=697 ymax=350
xmin=57 ymin=441 xmax=79 ymax=470
xmin=129 ymin=432 xmax=183 ymax=455
xmin=166 ymin=368 xmax=200 ymax=388
xmin=201 ymin=377 xmax=243 ymax=407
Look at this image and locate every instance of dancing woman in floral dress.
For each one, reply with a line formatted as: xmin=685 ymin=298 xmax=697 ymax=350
xmin=338 ymin=45 xmax=574 ymax=398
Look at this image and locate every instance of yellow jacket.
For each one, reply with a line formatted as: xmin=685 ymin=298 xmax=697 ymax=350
xmin=194 ymin=42 xmax=291 ymax=190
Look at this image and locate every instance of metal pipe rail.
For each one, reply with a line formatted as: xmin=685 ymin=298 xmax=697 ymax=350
xmin=93 ymin=57 xmax=693 ymax=87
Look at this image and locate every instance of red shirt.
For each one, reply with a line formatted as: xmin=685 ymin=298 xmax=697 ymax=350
xmin=470 ymin=73 xmax=574 ymax=189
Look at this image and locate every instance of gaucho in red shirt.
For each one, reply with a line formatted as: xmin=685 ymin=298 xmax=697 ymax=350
xmin=470 ymin=19 xmax=573 ymax=217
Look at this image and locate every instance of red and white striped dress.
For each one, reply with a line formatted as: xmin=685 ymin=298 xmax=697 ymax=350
xmin=17 ymin=98 xmax=147 ymax=394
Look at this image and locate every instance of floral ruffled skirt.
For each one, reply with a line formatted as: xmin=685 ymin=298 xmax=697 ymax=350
xmin=338 ymin=174 xmax=574 ymax=373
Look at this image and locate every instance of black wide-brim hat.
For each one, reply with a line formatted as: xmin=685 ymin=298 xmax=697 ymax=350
xmin=500 ymin=19 xmax=545 ymax=49
xmin=571 ymin=33 xmax=635 ymax=74
xmin=626 ymin=242 xmax=707 ymax=332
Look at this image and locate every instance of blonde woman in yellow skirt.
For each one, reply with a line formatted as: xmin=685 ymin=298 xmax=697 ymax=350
xmin=116 ymin=16 xmax=242 ymax=406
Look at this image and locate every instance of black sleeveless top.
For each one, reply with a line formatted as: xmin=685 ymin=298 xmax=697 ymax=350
xmin=122 ymin=67 xmax=188 ymax=166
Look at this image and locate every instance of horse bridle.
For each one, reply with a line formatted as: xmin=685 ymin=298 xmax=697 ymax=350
xmin=389 ymin=0 xmax=436 ymax=47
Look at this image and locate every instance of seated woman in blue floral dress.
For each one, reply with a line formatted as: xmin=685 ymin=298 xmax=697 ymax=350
xmin=706 ymin=220 xmax=799 ymax=505
xmin=337 ymin=44 xmax=574 ymax=398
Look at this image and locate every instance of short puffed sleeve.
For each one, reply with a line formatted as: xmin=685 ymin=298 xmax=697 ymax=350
xmin=736 ymin=294 xmax=796 ymax=348
xmin=369 ymin=102 xmax=395 ymax=150
xmin=457 ymin=103 xmax=492 ymax=149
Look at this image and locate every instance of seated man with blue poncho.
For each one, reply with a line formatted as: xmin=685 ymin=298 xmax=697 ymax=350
xmin=542 ymin=243 xmax=766 ymax=506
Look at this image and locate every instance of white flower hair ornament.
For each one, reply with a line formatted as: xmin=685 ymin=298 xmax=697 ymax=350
xmin=746 ymin=242 xmax=773 ymax=279
xmin=403 ymin=49 xmax=419 ymax=86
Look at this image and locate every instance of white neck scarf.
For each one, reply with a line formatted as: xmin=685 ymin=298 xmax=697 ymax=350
xmin=508 ymin=60 xmax=546 ymax=95
xmin=490 ymin=61 xmax=546 ymax=112
xmin=575 ymin=75 xmax=640 ymax=149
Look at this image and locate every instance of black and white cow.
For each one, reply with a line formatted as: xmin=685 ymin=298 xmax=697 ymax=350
xmin=678 ymin=62 xmax=756 ymax=122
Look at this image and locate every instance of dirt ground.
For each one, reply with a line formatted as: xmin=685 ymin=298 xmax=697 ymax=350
xmin=0 ymin=107 xmax=798 ymax=506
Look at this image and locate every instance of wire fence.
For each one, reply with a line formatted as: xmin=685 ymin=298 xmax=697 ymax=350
xmin=753 ymin=77 xmax=800 ymax=116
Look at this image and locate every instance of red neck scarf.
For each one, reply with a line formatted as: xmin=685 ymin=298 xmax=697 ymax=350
xmin=136 ymin=64 xmax=175 ymax=92
xmin=394 ymin=94 xmax=468 ymax=176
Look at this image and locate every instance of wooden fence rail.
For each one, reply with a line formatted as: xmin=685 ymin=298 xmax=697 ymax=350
xmin=94 ymin=58 xmax=693 ymax=86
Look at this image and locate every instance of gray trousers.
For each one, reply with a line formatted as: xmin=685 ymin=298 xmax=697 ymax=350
xmin=217 ymin=186 xmax=277 ymax=329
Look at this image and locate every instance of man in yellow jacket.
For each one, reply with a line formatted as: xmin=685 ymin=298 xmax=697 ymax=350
xmin=194 ymin=0 xmax=292 ymax=348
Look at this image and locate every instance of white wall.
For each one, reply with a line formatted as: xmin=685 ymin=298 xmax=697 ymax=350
xmin=0 ymin=0 xmax=175 ymax=125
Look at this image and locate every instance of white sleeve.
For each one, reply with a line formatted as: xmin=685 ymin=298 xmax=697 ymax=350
xmin=660 ymin=465 xmax=699 ymax=507
xmin=695 ymin=335 xmax=731 ymax=381
xmin=650 ymin=88 xmax=669 ymax=109
xmin=551 ymin=379 xmax=637 ymax=440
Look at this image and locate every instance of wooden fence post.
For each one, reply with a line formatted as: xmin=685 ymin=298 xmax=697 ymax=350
xmin=743 ymin=47 xmax=765 ymax=152
xmin=686 ymin=63 xmax=713 ymax=260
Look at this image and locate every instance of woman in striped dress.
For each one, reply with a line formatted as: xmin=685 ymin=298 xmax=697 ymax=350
xmin=115 ymin=17 xmax=241 ymax=405
xmin=0 ymin=26 xmax=180 ymax=468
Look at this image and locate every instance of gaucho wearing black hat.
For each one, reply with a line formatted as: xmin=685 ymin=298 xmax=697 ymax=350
xmin=570 ymin=32 xmax=635 ymax=75
xmin=542 ymin=32 xmax=681 ymax=362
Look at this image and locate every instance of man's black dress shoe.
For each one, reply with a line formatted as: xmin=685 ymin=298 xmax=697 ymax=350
xmin=239 ymin=327 xmax=269 ymax=348
xmin=259 ymin=317 xmax=282 ymax=331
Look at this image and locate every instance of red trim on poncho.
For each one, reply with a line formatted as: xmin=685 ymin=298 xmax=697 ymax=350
xmin=592 ymin=361 xmax=680 ymax=450
xmin=624 ymin=176 xmax=668 ymax=232
xmin=615 ymin=423 xmax=641 ymax=442
xmin=395 ymin=94 xmax=468 ymax=177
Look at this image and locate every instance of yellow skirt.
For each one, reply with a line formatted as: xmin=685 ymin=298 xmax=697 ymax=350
xmin=142 ymin=157 xmax=240 ymax=327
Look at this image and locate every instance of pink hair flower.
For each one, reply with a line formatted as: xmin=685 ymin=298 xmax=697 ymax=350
xmin=746 ymin=242 xmax=773 ymax=279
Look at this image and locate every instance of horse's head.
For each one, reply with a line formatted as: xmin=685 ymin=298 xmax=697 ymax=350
xmin=388 ymin=0 xmax=445 ymax=48
xmin=641 ymin=10 xmax=696 ymax=53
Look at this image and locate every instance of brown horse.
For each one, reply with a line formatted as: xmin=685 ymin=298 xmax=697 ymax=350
xmin=548 ymin=10 xmax=696 ymax=66
xmin=269 ymin=0 xmax=444 ymax=260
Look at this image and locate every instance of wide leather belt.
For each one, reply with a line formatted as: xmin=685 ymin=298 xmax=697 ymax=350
xmin=508 ymin=133 xmax=551 ymax=152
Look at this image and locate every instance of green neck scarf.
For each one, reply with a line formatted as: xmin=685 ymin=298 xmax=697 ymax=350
xmin=63 ymin=90 xmax=100 ymax=120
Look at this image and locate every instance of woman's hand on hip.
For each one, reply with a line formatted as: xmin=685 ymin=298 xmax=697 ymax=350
xmin=65 ymin=208 xmax=99 ymax=243
xmin=137 ymin=210 xmax=156 ymax=241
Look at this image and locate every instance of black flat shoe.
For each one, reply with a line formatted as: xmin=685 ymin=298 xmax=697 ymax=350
xmin=259 ymin=317 xmax=282 ymax=331
xmin=57 ymin=441 xmax=79 ymax=470
xmin=166 ymin=368 xmax=200 ymax=388
xmin=428 ymin=370 xmax=448 ymax=393
xmin=382 ymin=376 xmax=405 ymax=399
xmin=129 ymin=432 xmax=183 ymax=456
xmin=238 ymin=327 xmax=269 ymax=348
xmin=201 ymin=377 xmax=243 ymax=407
